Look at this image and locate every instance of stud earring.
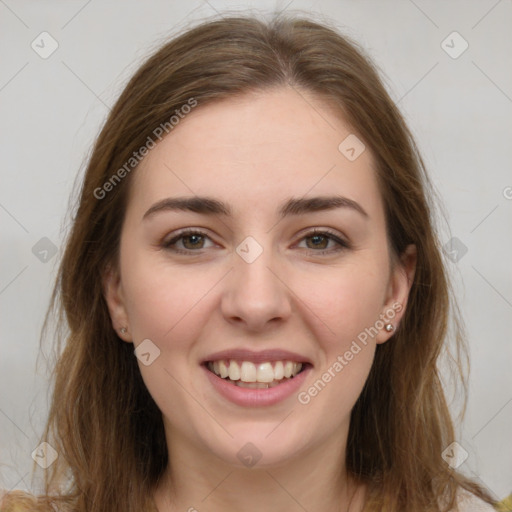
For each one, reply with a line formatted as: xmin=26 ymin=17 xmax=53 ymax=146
xmin=120 ymin=327 xmax=127 ymax=334
xmin=384 ymin=323 xmax=394 ymax=332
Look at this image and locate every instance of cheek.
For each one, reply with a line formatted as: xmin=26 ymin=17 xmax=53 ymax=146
xmin=118 ymin=250 xmax=222 ymax=432
xmin=296 ymin=258 xmax=388 ymax=347
xmin=119 ymin=246 xmax=219 ymax=348
xmin=293 ymin=263 xmax=385 ymax=428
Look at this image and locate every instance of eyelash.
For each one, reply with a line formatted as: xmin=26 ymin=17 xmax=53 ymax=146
xmin=162 ymin=228 xmax=350 ymax=256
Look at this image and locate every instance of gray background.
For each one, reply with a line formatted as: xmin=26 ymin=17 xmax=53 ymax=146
xmin=1 ymin=0 xmax=511 ymax=500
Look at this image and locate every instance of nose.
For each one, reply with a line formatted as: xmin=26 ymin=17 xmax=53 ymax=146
xmin=220 ymin=244 xmax=292 ymax=332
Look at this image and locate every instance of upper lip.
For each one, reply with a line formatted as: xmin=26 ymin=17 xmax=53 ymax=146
xmin=202 ymin=348 xmax=312 ymax=365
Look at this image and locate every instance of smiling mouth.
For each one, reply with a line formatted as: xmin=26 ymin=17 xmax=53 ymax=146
xmin=205 ymin=359 xmax=308 ymax=388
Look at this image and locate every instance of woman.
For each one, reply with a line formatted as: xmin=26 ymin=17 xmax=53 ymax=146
xmin=1 ymin=14 xmax=498 ymax=512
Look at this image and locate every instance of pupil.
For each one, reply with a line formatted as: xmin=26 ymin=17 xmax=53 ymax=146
xmin=308 ymin=235 xmax=327 ymax=249
xmin=184 ymin=235 xmax=203 ymax=249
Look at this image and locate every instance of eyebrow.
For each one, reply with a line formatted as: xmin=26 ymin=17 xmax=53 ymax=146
xmin=142 ymin=195 xmax=369 ymax=220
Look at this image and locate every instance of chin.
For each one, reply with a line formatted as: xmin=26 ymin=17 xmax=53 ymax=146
xmin=199 ymin=419 xmax=314 ymax=469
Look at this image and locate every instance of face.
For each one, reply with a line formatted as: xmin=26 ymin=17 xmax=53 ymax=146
xmin=104 ymin=87 xmax=415 ymax=469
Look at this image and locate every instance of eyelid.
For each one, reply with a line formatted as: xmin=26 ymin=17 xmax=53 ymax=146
xmin=295 ymin=226 xmax=347 ymax=242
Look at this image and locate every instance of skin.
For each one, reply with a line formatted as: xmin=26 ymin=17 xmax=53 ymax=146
xmin=103 ymin=87 xmax=416 ymax=512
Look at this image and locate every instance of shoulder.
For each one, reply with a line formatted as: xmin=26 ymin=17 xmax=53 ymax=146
xmin=454 ymin=489 xmax=497 ymax=512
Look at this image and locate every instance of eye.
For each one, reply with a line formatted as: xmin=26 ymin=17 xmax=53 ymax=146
xmin=296 ymin=229 xmax=350 ymax=255
xmin=161 ymin=228 xmax=350 ymax=256
xmin=162 ymin=229 xmax=215 ymax=254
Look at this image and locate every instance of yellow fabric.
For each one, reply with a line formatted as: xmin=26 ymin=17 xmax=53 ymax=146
xmin=496 ymin=494 xmax=512 ymax=511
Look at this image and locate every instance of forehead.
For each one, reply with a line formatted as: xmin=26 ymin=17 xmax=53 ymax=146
xmin=129 ymin=87 xmax=383 ymax=220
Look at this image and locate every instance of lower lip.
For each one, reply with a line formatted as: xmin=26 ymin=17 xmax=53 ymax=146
xmin=202 ymin=364 xmax=311 ymax=407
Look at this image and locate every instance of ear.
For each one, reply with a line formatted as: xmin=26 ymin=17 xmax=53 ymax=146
xmin=102 ymin=265 xmax=132 ymax=342
xmin=376 ymin=244 xmax=417 ymax=344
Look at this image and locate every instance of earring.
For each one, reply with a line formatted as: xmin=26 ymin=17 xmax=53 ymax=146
xmin=384 ymin=323 xmax=394 ymax=332
xmin=120 ymin=327 xmax=127 ymax=334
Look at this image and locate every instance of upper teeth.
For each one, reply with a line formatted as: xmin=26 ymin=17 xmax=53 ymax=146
xmin=208 ymin=360 xmax=303 ymax=383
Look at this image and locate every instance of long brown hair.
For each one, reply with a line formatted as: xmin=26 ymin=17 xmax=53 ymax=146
xmin=1 ymin=14 xmax=496 ymax=512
